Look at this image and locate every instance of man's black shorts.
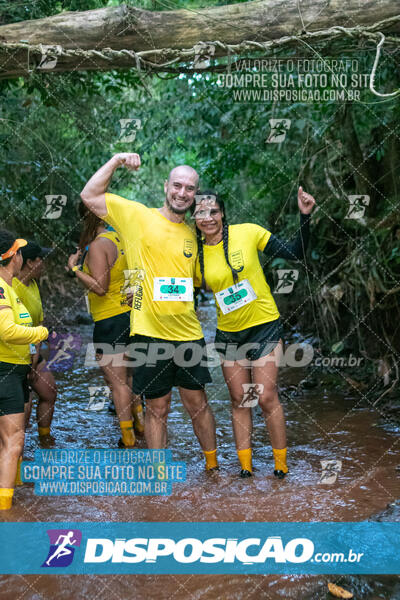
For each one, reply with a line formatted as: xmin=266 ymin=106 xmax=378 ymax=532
xmin=0 ymin=361 xmax=31 ymax=416
xmin=128 ymin=335 xmax=212 ymax=399
xmin=93 ymin=311 xmax=131 ymax=355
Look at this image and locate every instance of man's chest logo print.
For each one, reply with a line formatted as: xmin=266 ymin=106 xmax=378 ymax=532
xmin=183 ymin=239 xmax=193 ymax=258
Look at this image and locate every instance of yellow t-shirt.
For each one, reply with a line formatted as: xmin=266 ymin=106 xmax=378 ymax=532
xmin=0 ymin=277 xmax=34 ymax=364
xmin=102 ymin=193 xmax=203 ymax=341
xmin=83 ymin=231 xmax=131 ymax=322
xmin=12 ymin=277 xmax=43 ymax=327
xmin=195 ymin=223 xmax=280 ymax=332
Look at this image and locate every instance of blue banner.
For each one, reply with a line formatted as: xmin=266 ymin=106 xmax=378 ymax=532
xmin=0 ymin=522 xmax=398 ymax=574
xmin=21 ymin=449 xmax=186 ymax=496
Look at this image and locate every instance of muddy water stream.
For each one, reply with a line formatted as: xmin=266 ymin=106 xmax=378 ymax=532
xmin=1 ymin=302 xmax=399 ymax=599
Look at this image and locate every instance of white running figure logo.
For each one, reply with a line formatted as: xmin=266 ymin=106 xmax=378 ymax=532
xmin=47 ymin=334 xmax=75 ymax=369
xmin=46 ymin=531 xmax=77 ymax=566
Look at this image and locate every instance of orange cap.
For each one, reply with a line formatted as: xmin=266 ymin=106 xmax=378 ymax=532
xmin=0 ymin=239 xmax=28 ymax=262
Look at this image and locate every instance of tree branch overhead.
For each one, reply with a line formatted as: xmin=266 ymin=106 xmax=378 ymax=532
xmin=0 ymin=1 xmax=399 ymax=78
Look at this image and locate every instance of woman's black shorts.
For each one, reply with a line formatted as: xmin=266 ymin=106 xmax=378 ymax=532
xmin=214 ymin=318 xmax=283 ymax=362
xmin=0 ymin=362 xmax=31 ymax=416
xmin=93 ymin=311 xmax=131 ymax=355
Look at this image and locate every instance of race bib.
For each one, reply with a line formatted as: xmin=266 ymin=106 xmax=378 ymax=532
xmin=153 ymin=277 xmax=193 ymax=301
xmin=215 ymin=279 xmax=257 ymax=314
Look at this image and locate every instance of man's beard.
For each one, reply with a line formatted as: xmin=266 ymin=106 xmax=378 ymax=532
xmin=165 ymin=195 xmax=190 ymax=215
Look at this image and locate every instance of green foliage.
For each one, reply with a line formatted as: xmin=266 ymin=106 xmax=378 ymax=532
xmin=1 ymin=1 xmax=399 ymax=359
xmin=0 ymin=0 xmax=109 ymax=24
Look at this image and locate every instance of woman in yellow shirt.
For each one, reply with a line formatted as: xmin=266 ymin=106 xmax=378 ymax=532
xmin=13 ymin=241 xmax=57 ymax=439
xmin=67 ymin=203 xmax=144 ymax=447
xmin=0 ymin=230 xmax=48 ymax=509
xmin=193 ymin=189 xmax=315 ymax=478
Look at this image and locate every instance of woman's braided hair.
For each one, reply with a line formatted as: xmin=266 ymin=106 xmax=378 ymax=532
xmin=193 ymin=191 xmax=240 ymax=288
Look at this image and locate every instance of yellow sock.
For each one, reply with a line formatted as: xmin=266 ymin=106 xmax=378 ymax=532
xmin=38 ymin=426 xmax=50 ymax=436
xmin=0 ymin=488 xmax=14 ymax=510
xmin=15 ymin=457 xmax=23 ymax=486
xmin=120 ymin=420 xmax=135 ymax=447
xmin=273 ymin=447 xmax=288 ymax=473
xmin=237 ymin=448 xmax=252 ymax=473
xmin=132 ymin=403 xmax=145 ymax=434
xmin=204 ymin=449 xmax=218 ymax=470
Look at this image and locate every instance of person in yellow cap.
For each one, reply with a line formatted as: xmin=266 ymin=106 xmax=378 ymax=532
xmin=13 ymin=241 xmax=57 ymax=439
xmin=66 ymin=203 xmax=144 ymax=447
xmin=0 ymin=230 xmax=48 ymax=509
xmin=193 ymin=188 xmax=315 ymax=478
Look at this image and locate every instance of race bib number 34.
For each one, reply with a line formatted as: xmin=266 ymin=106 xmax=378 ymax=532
xmin=153 ymin=277 xmax=193 ymax=301
xmin=215 ymin=279 xmax=257 ymax=314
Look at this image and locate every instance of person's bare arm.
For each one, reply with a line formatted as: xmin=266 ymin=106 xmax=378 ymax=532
xmin=80 ymin=153 xmax=141 ymax=217
xmin=67 ymin=239 xmax=117 ymax=296
xmin=263 ymin=186 xmax=316 ymax=260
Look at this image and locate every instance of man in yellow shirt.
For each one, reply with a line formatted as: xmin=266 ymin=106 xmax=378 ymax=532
xmin=13 ymin=241 xmax=57 ymax=439
xmin=80 ymin=154 xmax=218 ymax=470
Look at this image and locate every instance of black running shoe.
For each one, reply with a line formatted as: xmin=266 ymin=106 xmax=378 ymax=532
xmin=207 ymin=465 xmax=220 ymax=472
xmin=38 ymin=433 xmax=56 ymax=448
xmin=274 ymin=469 xmax=287 ymax=479
xmin=240 ymin=469 xmax=252 ymax=478
xmin=118 ymin=437 xmax=135 ymax=449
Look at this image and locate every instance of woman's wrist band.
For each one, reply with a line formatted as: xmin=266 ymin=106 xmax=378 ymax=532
xmin=70 ymin=265 xmax=82 ymax=277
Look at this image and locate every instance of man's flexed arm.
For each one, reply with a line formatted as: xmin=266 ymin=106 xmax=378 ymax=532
xmin=80 ymin=153 xmax=141 ymax=217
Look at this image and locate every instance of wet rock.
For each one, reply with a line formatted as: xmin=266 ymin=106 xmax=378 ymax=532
xmin=299 ymin=377 xmax=318 ymax=389
xmin=75 ymin=312 xmax=92 ymax=325
xmin=370 ymin=499 xmax=400 ymax=522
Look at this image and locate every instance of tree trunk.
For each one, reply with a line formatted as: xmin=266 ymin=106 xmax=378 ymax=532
xmin=341 ymin=103 xmax=374 ymax=199
xmin=0 ymin=0 xmax=399 ymax=78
